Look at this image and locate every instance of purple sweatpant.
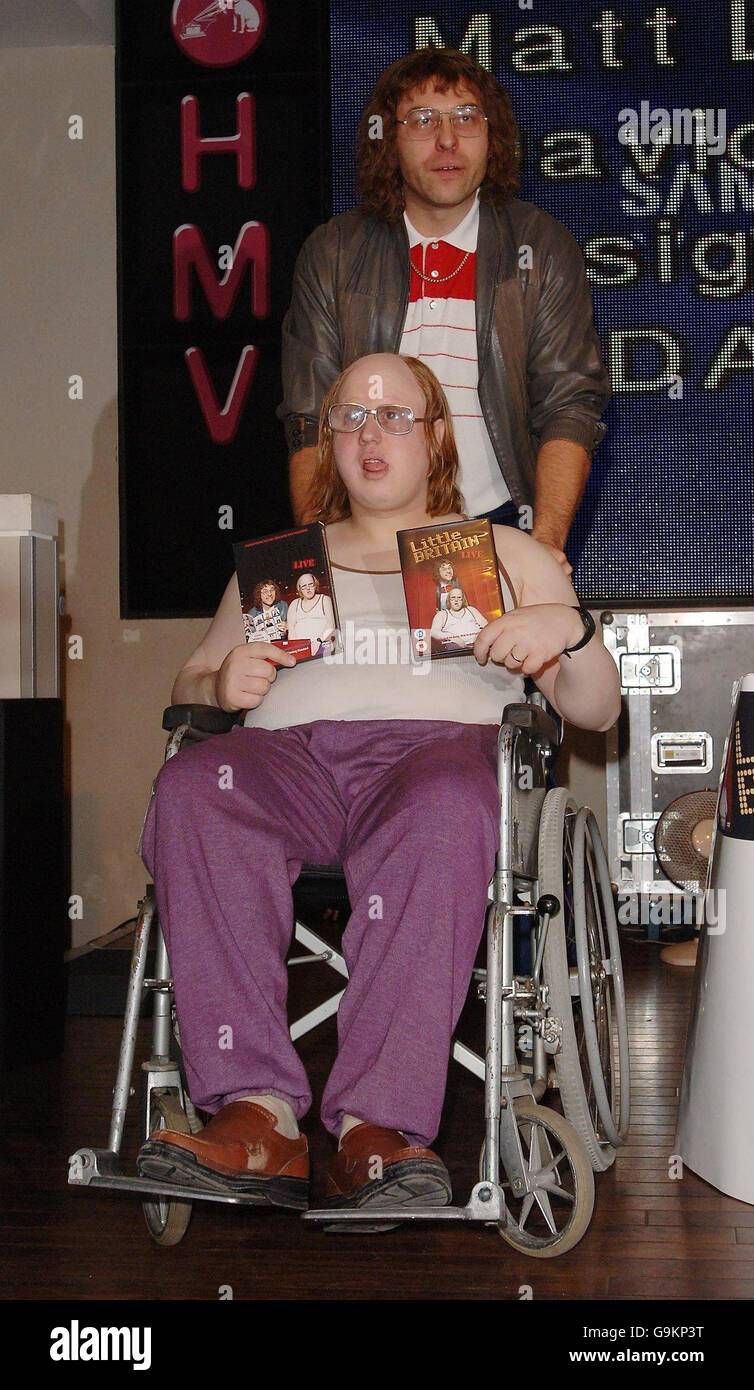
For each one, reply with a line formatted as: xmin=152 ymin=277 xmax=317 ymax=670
xmin=140 ymin=719 xmax=500 ymax=1146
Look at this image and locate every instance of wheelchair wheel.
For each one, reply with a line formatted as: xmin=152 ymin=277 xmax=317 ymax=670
xmin=142 ymin=1088 xmax=193 ymax=1247
xmin=480 ymin=1098 xmax=594 ymax=1257
xmin=538 ymin=788 xmax=630 ymax=1170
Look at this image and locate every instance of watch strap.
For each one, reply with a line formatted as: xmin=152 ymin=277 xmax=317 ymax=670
xmin=562 ymin=605 xmax=595 ymax=658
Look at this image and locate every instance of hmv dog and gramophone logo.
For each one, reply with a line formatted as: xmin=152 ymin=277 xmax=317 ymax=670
xmin=171 ymin=0 xmax=267 ymax=66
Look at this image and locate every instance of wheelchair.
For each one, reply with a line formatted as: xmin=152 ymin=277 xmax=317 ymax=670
xmin=68 ymin=700 xmax=630 ymax=1257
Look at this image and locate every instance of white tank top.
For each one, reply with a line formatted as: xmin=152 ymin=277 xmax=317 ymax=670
xmin=244 ymin=563 xmax=524 ymax=731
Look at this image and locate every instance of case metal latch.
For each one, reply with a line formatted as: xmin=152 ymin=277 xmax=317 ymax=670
xmin=617 ymin=645 xmax=681 ymax=693
xmin=619 ymin=814 xmax=658 ymax=856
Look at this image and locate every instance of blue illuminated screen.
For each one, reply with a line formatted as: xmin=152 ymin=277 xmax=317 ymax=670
xmin=329 ymin=1 xmax=754 ymax=603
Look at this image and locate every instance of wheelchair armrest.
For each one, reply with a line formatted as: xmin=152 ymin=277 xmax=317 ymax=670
xmin=501 ymin=701 xmax=561 ymax=749
xmin=162 ymin=704 xmax=242 ymax=735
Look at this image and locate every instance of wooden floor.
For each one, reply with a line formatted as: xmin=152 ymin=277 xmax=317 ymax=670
xmin=2 ymin=937 xmax=753 ymax=1302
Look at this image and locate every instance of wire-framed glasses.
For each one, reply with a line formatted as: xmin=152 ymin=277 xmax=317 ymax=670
xmin=328 ymin=403 xmax=428 ymax=435
xmin=397 ymin=104 xmax=488 ymax=140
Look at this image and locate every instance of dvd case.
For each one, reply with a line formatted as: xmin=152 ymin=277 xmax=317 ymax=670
xmin=233 ymin=522 xmax=340 ymax=662
xmin=396 ymin=519 xmax=504 ymax=659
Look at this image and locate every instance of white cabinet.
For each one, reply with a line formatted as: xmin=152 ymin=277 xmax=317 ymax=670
xmin=0 ymin=495 xmax=59 ymax=698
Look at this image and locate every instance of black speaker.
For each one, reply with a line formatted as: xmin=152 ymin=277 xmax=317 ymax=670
xmin=0 ymin=699 xmax=67 ymax=1068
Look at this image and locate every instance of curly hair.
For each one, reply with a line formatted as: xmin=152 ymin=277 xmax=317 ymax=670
xmin=308 ymin=355 xmax=464 ymax=524
xmin=432 ymin=558 xmax=459 ymax=582
xmin=250 ymin=578 xmax=282 ymax=609
xmin=356 ymin=47 xmax=520 ymax=223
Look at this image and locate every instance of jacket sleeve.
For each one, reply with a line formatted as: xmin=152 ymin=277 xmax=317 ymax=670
xmin=277 ymin=223 xmax=343 ymax=456
xmin=526 ymin=219 xmax=611 ymax=455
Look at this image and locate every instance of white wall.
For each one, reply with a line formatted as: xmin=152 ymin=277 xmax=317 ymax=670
xmin=0 ymin=44 xmax=206 ymax=946
xmin=0 ymin=1 xmax=114 ymax=48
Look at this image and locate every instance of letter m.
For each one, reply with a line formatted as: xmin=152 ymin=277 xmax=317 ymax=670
xmin=414 ymin=15 xmax=492 ymax=70
xmin=173 ymin=222 xmax=270 ymax=321
xmin=100 ymin=1327 xmax=130 ymax=1359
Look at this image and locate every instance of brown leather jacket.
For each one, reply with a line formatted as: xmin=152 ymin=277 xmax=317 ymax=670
xmin=278 ymin=198 xmax=610 ymax=508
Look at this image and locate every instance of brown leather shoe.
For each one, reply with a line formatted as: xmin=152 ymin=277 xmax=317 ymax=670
xmin=322 ymin=1123 xmax=452 ymax=1231
xmin=137 ymin=1101 xmax=309 ymax=1209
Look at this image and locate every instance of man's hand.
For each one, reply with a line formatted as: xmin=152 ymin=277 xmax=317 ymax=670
xmin=215 ymin=643 xmax=297 ymax=713
xmin=531 ymin=533 xmax=573 ymax=577
xmin=474 ymin=604 xmax=586 ymax=677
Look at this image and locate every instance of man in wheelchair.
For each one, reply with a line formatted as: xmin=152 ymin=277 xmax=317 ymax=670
xmin=137 ymin=354 xmax=621 ymax=1223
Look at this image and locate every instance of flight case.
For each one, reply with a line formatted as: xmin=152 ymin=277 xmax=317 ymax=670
xmin=599 ymin=608 xmax=754 ymax=939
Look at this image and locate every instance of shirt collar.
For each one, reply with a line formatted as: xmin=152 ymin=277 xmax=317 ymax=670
xmin=404 ymin=192 xmax=480 ymax=252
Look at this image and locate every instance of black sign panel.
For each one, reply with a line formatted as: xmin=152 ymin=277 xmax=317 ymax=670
xmin=117 ymin=1 xmax=331 ymax=616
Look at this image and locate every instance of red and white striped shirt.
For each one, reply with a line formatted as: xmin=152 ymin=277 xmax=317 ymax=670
xmin=400 ymin=196 xmax=510 ymax=517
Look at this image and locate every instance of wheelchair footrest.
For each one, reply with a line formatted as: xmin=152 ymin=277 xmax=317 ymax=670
xmin=304 ymin=1182 xmax=505 ymax=1225
xmin=66 ymin=1148 xmax=265 ymax=1206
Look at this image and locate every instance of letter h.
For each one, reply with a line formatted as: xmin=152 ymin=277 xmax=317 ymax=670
xmin=181 ymin=93 xmax=256 ymax=193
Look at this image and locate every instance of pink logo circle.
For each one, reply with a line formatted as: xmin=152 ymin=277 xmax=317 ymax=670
xmin=171 ymin=0 xmax=266 ymax=67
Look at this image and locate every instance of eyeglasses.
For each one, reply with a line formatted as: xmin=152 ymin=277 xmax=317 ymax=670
xmin=396 ymin=104 xmax=488 ymax=141
xmin=328 ymin=403 xmax=429 ymax=435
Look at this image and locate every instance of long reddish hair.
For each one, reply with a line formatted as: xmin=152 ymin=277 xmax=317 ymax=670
xmin=308 ymin=356 xmax=464 ymax=523
xmin=356 ymin=47 xmax=520 ymax=223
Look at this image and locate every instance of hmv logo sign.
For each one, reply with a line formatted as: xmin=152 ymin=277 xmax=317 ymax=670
xmin=170 ymin=1 xmax=270 ymax=444
xmin=172 ymin=1 xmax=266 ymax=64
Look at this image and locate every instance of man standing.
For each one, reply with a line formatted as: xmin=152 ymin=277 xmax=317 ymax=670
xmin=279 ymin=47 xmax=610 ymax=571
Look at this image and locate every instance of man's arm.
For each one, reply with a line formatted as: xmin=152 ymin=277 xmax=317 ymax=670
xmin=531 ymin=437 xmax=591 ymax=558
xmin=289 ymin=445 xmax=318 ymax=524
xmin=277 ymin=220 xmax=343 ymax=516
xmin=524 ymin=215 xmax=610 ymax=563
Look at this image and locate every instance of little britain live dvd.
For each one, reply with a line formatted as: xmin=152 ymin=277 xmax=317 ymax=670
xmin=397 ymin=518 xmax=504 ymax=659
xmin=234 ymin=522 xmax=340 ymax=662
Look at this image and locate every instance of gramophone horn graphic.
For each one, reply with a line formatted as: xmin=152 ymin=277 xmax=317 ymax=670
xmin=676 ymin=674 xmax=754 ymax=1204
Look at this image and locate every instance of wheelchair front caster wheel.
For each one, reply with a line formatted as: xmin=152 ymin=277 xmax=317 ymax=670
xmin=480 ymin=1097 xmax=594 ymax=1257
xmin=142 ymin=1087 xmax=193 ymax=1247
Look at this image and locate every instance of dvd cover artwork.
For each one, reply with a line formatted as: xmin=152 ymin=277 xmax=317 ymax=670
xmin=396 ymin=519 xmax=504 ymax=659
xmin=233 ymin=522 xmax=339 ymax=663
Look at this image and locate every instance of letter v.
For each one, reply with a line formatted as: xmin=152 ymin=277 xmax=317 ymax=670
xmin=185 ymin=345 xmax=258 ymax=444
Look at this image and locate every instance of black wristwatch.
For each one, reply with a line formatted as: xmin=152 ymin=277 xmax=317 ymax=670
xmin=561 ymin=605 xmax=595 ymax=658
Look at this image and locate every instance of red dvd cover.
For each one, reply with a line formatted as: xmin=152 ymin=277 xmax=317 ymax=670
xmin=396 ymin=518 xmax=504 ymax=659
xmin=233 ymin=522 xmax=340 ymax=662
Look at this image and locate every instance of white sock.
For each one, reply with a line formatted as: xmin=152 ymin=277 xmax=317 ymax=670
xmin=237 ymin=1094 xmax=299 ymax=1140
xmin=338 ymin=1113 xmax=365 ymax=1148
